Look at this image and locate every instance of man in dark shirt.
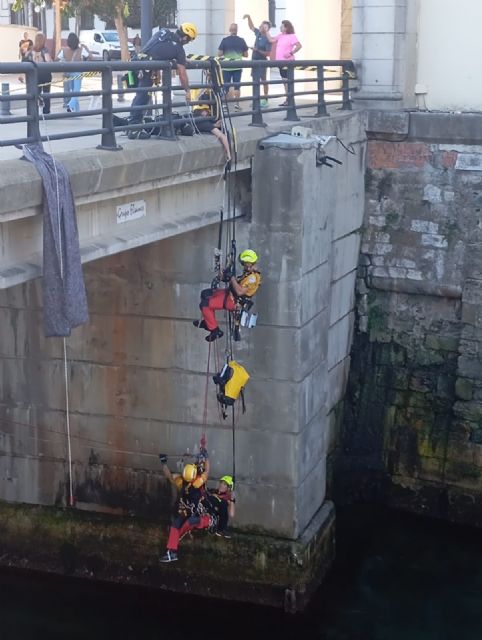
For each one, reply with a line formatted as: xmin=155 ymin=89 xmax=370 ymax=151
xmin=128 ymin=22 xmax=197 ymax=134
xmin=19 ymin=32 xmax=33 ymax=61
xmin=217 ymin=24 xmax=248 ymax=110
xmin=243 ymin=15 xmax=272 ymax=108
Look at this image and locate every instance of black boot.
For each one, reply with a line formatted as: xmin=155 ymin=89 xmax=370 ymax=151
xmin=193 ymin=319 xmax=208 ymax=330
xmin=206 ymin=327 xmax=224 ymax=342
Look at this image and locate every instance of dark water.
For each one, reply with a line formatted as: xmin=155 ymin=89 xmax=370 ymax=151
xmin=2 ymin=505 xmax=482 ymax=640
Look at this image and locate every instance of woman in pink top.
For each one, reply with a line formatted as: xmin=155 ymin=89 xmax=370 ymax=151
xmin=266 ymin=20 xmax=302 ymax=105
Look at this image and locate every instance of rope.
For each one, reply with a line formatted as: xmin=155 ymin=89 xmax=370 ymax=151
xmin=38 ymin=106 xmax=75 ymax=507
xmin=0 ymin=413 xmax=206 ymax=462
xmin=212 ymin=64 xmax=239 ymax=480
xmin=10 ymin=70 xmax=101 ymax=94
xmin=231 ymin=407 xmax=236 ymax=483
xmin=202 ymin=340 xmax=212 ymax=437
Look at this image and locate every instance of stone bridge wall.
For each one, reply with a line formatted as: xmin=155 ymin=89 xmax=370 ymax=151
xmin=336 ymin=112 xmax=482 ymax=525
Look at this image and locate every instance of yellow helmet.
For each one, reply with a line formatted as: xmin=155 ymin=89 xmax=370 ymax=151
xmin=193 ymin=104 xmax=211 ymax=112
xmin=220 ymin=475 xmax=234 ymax=490
xmin=239 ymin=249 xmax=258 ymax=264
xmin=182 ymin=463 xmax=197 ymax=483
xmin=180 ymin=23 xmax=198 ymax=40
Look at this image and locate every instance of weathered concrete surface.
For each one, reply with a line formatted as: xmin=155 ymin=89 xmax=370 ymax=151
xmin=0 ymin=499 xmax=335 ymax=611
xmin=0 ymin=110 xmax=366 ymax=605
xmin=335 ymin=113 xmax=482 ymax=526
xmin=0 ymin=109 xmax=352 ymax=289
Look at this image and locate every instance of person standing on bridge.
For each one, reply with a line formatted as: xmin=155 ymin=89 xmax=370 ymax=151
xmin=265 ymin=20 xmax=302 ymax=106
xmin=18 ymin=31 xmax=33 ymax=61
xmin=217 ymin=24 xmax=249 ymax=111
xmin=243 ymin=15 xmax=272 ymax=109
xmin=56 ymin=33 xmax=92 ymax=113
xmin=25 ymin=33 xmax=53 ymax=116
xmin=127 ymin=23 xmax=197 ymax=139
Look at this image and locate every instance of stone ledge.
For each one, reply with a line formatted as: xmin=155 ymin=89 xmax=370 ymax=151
xmin=0 ymin=499 xmax=335 ymax=612
xmin=366 ymin=110 xmax=482 ymax=145
xmin=0 ymin=207 xmax=225 ymax=288
xmin=0 ymin=111 xmax=364 ymax=219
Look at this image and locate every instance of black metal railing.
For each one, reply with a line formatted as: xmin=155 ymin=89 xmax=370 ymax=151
xmin=0 ymin=58 xmax=356 ymax=150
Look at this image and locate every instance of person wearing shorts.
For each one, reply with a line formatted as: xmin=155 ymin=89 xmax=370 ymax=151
xmin=192 ymin=104 xmax=231 ymax=163
xmin=217 ymin=24 xmax=248 ymax=110
xmin=266 ymin=20 xmax=302 ymax=106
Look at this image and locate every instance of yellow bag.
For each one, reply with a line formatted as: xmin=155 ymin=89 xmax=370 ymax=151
xmin=214 ymin=360 xmax=249 ymax=406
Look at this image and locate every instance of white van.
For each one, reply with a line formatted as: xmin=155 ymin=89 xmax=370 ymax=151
xmin=80 ymin=30 xmax=135 ymax=60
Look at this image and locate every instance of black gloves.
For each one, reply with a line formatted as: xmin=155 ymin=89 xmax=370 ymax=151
xmin=221 ymin=266 xmax=234 ymax=282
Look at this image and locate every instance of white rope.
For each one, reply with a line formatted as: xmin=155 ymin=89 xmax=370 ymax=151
xmin=39 ymin=101 xmax=75 ymax=507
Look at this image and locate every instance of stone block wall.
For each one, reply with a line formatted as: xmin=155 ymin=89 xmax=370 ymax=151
xmin=337 ymin=120 xmax=482 ymax=524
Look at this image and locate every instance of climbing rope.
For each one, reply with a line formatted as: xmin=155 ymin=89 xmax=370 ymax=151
xmin=202 ymin=340 xmax=212 ymax=443
xmin=38 ymin=106 xmax=75 ymax=507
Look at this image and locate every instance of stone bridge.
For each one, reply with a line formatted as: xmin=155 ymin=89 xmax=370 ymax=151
xmin=0 ymin=108 xmax=366 ymax=609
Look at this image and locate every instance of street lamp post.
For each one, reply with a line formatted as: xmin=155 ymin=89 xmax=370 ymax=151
xmin=141 ymin=0 xmax=153 ymax=45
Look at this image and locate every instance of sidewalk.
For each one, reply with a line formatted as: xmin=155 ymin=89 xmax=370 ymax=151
xmin=0 ymin=71 xmax=341 ymax=162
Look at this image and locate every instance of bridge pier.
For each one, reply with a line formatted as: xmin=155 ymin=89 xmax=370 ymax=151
xmin=0 ymin=112 xmax=366 ymax=607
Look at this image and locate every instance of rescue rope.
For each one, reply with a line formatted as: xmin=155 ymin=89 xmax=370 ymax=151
xmin=0 ymin=413 xmax=203 ymax=461
xmin=38 ymin=106 xmax=75 ymax=507
xmin=202 ymin=340 xmax=212 ymax=442
xmin=217 ymin=63 xmax=240 ymax=483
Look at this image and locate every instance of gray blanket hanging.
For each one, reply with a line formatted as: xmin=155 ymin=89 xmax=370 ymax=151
xmin=23 ymin=143 xmax=89 ymax=337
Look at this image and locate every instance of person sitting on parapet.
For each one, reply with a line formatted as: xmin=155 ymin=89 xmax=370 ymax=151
xmin=192 ymin=103 xmax=232 ymax=164
xmin=203 ymin=475 xmax=236 ymax=538
xmin=194 ymin=250 xmax=261 ymax=342
xmin=160 ymin=450 xmax=210 ymax=563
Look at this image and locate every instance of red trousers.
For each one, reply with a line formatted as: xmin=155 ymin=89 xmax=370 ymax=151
xmin=166 ymin=514 xmax=211 ymax=551
xmin=200 ymin=289 xmax=236 ymax=331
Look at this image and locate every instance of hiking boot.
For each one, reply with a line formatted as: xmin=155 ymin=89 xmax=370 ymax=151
xmin=193 ymin=319 xmax=208 ymax=330
xmin=160 ymin=550 xmax=178 ymax=563
xmin=205 ymin=327 xmax=224 ymax=342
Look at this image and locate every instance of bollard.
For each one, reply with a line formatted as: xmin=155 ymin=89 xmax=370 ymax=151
xmin=116 ymin=73 xmax=125 ymax=102
xmin=1 ymin=82 xmax=12 ymax=116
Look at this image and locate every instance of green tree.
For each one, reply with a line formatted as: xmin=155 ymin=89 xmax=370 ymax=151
xmin=54 ymin=0 xmax=131 ymax=59
xmin=88 ymin=0 xmax=130 ymax=59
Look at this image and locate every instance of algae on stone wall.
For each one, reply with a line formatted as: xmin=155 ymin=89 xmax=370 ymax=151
xmin=335 ymin=136 xmax=482 ymax=526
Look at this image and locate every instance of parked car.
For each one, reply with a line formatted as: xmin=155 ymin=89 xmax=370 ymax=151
xmin=79 ymin=30 xmax=135 ymax=60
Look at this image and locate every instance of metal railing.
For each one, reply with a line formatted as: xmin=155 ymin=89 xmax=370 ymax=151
xmin=0 ymin=58 xmax=356 ymax=150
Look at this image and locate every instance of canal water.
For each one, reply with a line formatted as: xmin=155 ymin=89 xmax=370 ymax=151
xmin=2 ymin=504 xmax=482 ymax=640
